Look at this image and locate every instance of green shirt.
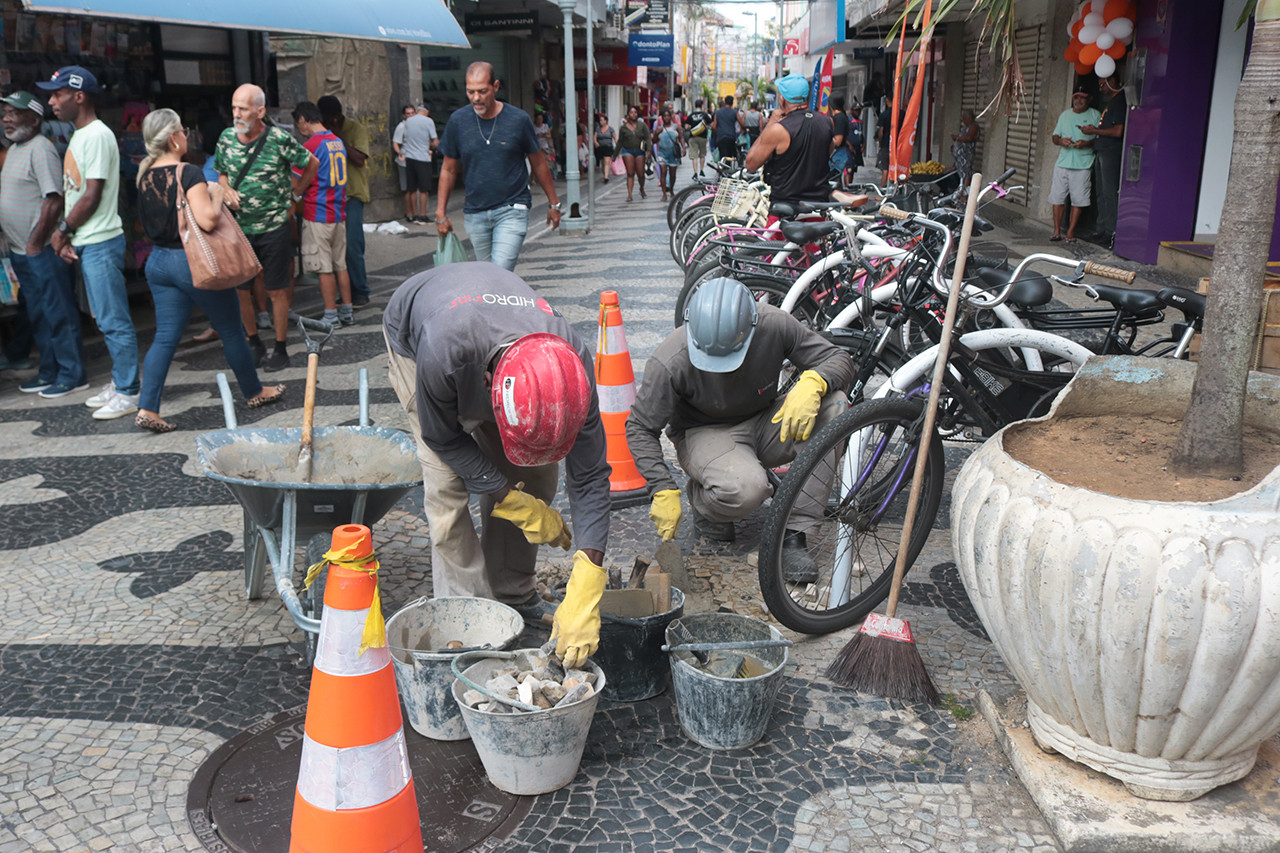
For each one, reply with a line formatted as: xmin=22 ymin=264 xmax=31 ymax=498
xmin=214 ymin=125 xmax=311 ymax=235
xmin=1053 ymin=107 xmax=1102 ymax=171
xmin=63 ymin=119 xmax=123 ymax=247
xmin=334 ymin=119 xmax=371 ymax=203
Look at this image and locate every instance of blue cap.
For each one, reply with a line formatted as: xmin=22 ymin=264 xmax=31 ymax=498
xmin=36 ymin=66 xmax=100 ymax=93
xmin=774 ymin=74 xmax=810 ymax=104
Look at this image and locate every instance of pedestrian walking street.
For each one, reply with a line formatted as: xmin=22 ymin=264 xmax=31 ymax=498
xmin=0 ymin=175 xmax=1264 ymax=853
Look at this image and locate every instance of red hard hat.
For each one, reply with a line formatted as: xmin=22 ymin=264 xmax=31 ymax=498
xmin=491 ymin=333 xmax=591 ymax=466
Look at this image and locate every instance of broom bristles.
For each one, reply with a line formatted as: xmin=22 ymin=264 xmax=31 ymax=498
xmin=825 ymin=616 xmax=940 ymax=705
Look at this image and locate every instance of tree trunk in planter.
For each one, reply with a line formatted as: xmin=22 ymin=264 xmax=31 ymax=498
xmin=952 ymin=357 xmax=1280 ymax=801
xmin=1173 ymin=16 xmax=1280 ymax=477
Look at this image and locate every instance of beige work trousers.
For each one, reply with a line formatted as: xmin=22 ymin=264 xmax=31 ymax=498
xmin=385 ymin=332 xmax=558 ymax=605
xmin=674 ymin=393 xmax=847 ymax=530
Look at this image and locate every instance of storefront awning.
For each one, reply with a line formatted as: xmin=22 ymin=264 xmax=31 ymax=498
xmin=20 ymin=0 xmax=471 ymax=46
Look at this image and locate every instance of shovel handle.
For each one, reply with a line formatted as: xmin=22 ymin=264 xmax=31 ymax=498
xmin=662 ymin=639 xmax=794 ymax=653
xmin=297 ymin=315 xmax=335 ymax=355
xmin=300 ymin=351 xmax=320 ymax=446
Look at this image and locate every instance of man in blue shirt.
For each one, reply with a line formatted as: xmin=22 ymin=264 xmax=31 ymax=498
xmin=435 ymin=61 xmax=562 ymax=271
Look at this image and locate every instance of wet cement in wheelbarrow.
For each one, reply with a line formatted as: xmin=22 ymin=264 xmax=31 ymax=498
xmin=209 ymin=431 xmax=419 ymax=486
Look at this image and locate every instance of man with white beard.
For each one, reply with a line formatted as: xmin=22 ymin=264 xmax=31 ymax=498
xmin=0 ymin=91 xmax=85 ymax=398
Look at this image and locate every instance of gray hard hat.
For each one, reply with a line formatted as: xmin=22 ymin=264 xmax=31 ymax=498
xmin=684 ymin=278 xmax=758 ymax=373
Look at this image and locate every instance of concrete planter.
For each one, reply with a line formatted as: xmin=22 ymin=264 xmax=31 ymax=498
xmin=951 ymin=357 xmax=1280 ymax=801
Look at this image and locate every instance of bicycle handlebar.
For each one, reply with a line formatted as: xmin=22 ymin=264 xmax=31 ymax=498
xmin=1083 ymin=261 xmax=1137 ymax=284
xmin=878 ymin=204 xmax=910 ymax=221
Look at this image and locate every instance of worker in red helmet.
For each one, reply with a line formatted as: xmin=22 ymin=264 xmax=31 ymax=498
xmin=382 ymin=261 xmax=611 ymax=667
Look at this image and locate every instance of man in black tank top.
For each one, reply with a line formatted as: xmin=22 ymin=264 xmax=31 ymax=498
xmin=745 ymin=74 xmax=835 ymax=204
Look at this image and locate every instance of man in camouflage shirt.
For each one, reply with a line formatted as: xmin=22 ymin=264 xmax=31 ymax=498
xmin=216 ymin=83 xmax=317 ymax=371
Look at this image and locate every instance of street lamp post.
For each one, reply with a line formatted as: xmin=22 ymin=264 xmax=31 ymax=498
xmin=557 ymin=0 xmax=586 ymax=232
xmin=743 ymin=11 xmax=758 ymax=80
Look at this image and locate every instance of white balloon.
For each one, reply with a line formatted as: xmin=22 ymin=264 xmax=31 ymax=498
xmin=1095 ymin=32 xmax=1116 ymax=50
xmin=1107 ymin=17 xmax=1134 ymax=41
xmin=1078 ymin=24 xmax=1103 ymax=44
xmin=1094 ymin=54 xmax=1117 ymax=78
xmin=1084 ymin=11 xmax=1104 ymax=26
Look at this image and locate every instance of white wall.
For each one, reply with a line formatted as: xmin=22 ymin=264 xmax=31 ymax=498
xmin=1194 ymin=0 xmax=1250 ymax=239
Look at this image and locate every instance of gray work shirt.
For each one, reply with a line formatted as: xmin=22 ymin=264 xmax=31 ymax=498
xmin=397 ymin=114 xmax=437 ymax=162
xmin=626 ymin=304 xmax=856 ymax=493
xmin=383 ymin=262 xmax=611 ymax=553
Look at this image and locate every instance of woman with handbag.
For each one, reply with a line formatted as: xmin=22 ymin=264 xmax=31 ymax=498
xmin=617 ymin=106 xmax=650 ymax=202
xmin=654 ymin=112 xmax=684 ymax=202
xmin=134 ymin=108 xmax=284 ymax=433
xmin=594 ymin=114 xmax=616 ymax=183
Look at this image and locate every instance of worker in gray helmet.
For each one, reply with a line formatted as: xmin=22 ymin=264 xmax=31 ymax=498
xmin=626 ymin=278 xmax=855 ymax=582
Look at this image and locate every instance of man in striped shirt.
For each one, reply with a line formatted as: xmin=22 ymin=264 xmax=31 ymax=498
xmin=292 ymin=101 xmax=353 ymax=327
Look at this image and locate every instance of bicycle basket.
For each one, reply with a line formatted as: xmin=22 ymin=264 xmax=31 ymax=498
xmin=711 ymin=178 xmax=763 ymax=220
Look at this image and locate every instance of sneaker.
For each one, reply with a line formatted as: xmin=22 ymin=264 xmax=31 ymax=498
xmin=781 ymin=530 xmax=819 ymax=584
xmin=19 ymin=378 xmax=52 ymax=394
xmin=691 ymin=505 xmax=735 ymax=543
xmin=0 ymin=356 xmax=35 ymax=371
xmin=91 ymin=391 xmax=139 ymax=420
xmin=256 ymin=311 xmax=272 ymax=329
xmin=321 ymin=310 xmax=340 ymax=328
xmin=337 ymin=306 xmax=355 ymax=326
xmin=352 ymin=293 xmax=371 ymax=309
xmin=250 ymin=338 xmax=268 ymax=368
xmin=262 ymin=350 xmax=290 ymax=372
xmin=511 ymin=594 xmax=557 ymax=630
xmin=85 ymin=381 xmax=117 ymax=408
xmin=38 ymin=380 xmax=90 ymax=399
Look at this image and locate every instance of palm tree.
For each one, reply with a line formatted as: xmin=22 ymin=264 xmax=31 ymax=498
xmin=904 ymin=0 xmax=1280 ymax=478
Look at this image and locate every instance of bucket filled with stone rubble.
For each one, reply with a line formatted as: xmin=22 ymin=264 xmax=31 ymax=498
xmin=451 ymin=645 xmax=606 ymax=795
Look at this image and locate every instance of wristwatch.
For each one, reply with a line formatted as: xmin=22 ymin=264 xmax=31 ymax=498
xmin=549 ymin=202 xmax=562 ymax=211
xmin=57 ymin=220 xmax=76 ymax=236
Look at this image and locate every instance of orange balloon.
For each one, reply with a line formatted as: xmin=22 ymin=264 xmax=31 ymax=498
xmin=1103 ymin=0 xmax=1128 ymax=22
xmin=1065 ymin=41 xmax=1081 ymax=62
xmin=1126 ymin=1 xmax=1138 ymax=19
xmin=1079 ymin=43 xmax=1103 ymax=64
xmin=1071 ymin=19 xmax=1085 ymax=38
xmin=1074 ymin=60 xmax=1093 ymax=75
xmin=1105 ymin=42 xmax=1127 ymax=59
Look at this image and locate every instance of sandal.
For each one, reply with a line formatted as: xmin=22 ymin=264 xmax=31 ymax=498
xmin=193 ymin=328 xmax=219 ymax=343
xmin=248 ymin=384 xmax=286 ymax=409
xmin=135 ymin=413 xmax=177 ymax=433
xmin=1049 ymin=234 xmax=1063 ymax=242
xmin=1065 ymin=236 xmax=1078 ymax=244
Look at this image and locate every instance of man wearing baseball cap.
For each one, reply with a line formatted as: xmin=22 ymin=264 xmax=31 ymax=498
xmin=745 ymin=73 xmax=835 ymax=205
xmin=1 ymin=91 xmax=86 ymax=398
xmin=38 ymin=65 xmax=142 ymax=419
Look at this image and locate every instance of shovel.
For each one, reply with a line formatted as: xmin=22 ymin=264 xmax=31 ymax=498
xmin=295 ymin=316 xmax=336 ymax=483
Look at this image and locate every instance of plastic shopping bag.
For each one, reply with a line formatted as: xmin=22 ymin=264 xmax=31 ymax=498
xmin=611 ymin=157 xmax=626 ymax=177
xmin=434 ymin=232 xmax=469 ymax=267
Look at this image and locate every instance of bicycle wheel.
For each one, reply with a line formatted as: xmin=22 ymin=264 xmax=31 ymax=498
xmin=757 ymin=398 xmax=945 ymax=634
xmin=668 ymin=184 xmax=708 ymax=230
xmin=670 ymin=205 xmax=715 ymax=264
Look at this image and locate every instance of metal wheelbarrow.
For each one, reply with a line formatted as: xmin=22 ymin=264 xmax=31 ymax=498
xmin=195 ymin=318 xmax=422 ymax=659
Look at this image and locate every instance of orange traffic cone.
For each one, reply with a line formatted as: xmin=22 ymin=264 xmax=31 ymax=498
xmin=596 ymin=291 xmax=648 ymax=495
xmin=290 ymin=524 xmax=422 ymax=853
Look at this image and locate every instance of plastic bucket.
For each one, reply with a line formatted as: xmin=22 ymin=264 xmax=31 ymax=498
xmin=666 ymin=613 xmax=789 ymax=750
xmin=451 ymin=653 xmax=606 ymax=795
xmin=596 ymin=588 xmax=685 ymax=702
xmin=385 ymin=597 xmax=522 ymax=741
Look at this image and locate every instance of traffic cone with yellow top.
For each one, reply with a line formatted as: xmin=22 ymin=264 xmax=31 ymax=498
xmin=596 ymin=290 xmax=648 ymax=505
xmin=290 ymin=524 xmax=422 ymax=853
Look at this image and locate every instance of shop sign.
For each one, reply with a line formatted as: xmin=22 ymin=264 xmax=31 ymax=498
xmin=626 ymin=0 xmax=669 ymax=27
xmin=853 ymin=47 xmax=885 ymax=59
xmin=783 ymin=38 xmax=802 ymax=55
xmin=464 ymin=12 xmax=536 ymax=34
xmin=629 ymin=32 xmax=673 ymax=67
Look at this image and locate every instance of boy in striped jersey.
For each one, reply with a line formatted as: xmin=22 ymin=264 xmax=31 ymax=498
xmin=292 ymin=102 xmax=353 ymax=327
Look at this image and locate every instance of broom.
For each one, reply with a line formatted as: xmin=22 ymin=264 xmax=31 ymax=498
xmin=824 ymin=171 xmax=986 ymax=703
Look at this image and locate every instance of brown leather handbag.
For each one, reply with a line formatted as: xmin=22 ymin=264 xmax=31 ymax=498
xmin=176 ymin=164 xmax=261 ymax=290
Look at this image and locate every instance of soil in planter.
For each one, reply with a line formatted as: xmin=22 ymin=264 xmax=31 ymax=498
xmin=1004 ymin=415 xmax=1280 ymax=502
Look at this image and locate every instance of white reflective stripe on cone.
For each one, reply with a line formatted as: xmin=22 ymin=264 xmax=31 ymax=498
xmin=314 ymin=606 xmax=392 ymax=677
xmin=596 ymin=382 xmax=636 ymax=415
xmin=296 ymin=728 xmax=412 ymax=811
xmin=599 ymin=325 xmax=629 ymax=354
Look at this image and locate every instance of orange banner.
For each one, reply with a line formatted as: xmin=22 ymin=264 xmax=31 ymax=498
xmin=890 ymin=0 xmax=932 ymax=182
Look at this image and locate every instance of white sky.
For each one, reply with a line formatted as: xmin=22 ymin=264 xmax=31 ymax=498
xmin=712 ymin=1 xmax=783 ymax=37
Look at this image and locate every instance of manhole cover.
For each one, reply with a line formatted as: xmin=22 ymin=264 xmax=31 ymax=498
xmin=188 ymin=709 xmax=530 ymax=852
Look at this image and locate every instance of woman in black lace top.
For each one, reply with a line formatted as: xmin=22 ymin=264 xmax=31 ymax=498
xmin=134 ymin=108 xmax=284 ymax=432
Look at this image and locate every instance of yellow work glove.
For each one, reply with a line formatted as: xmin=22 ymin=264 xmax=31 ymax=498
xmin=650 ymin=489 xmax=683 ymax=541
xmin=553 ymin=550 xmax=606 ymax=667
xmin=771 ymin=370 xmax=828 ymax=443
xmin=491 ymin=487 xmax=572 ymax=550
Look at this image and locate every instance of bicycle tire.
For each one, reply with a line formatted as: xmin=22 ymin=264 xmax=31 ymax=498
xmin=670 ymin=205 xmax=715 ymax=264
xmin=757 ymin=398 xmax=945 ymax=634
xmin=668 ymin=184 xmax=708 ymax=230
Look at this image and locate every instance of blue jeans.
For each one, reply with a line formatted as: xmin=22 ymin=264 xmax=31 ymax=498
xmin=141 ymin=247 xmax=262 ymax=413
xmin=463 ymin=205 xmax=530 ymax=271
xmin=9 ymin=247 xmax=84 ymax=386
xmin=78 ymin=234 xmax=139 ymax=395
xmin=344 ymin=198 xmax=369 ymax=301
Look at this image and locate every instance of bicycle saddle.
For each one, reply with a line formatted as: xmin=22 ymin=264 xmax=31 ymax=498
xmin=1156 ymin=286 xmax=1206 ymax=319
xmin=976 ymin=267 xmax=1053 ymax=307
xmin=1091 ymin=284 xmax=1164 ymax=317
xmin=830 ymin=190 xmax=869 ymax=207
xmin=779 ymin=220 xmax=842 ymax=243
